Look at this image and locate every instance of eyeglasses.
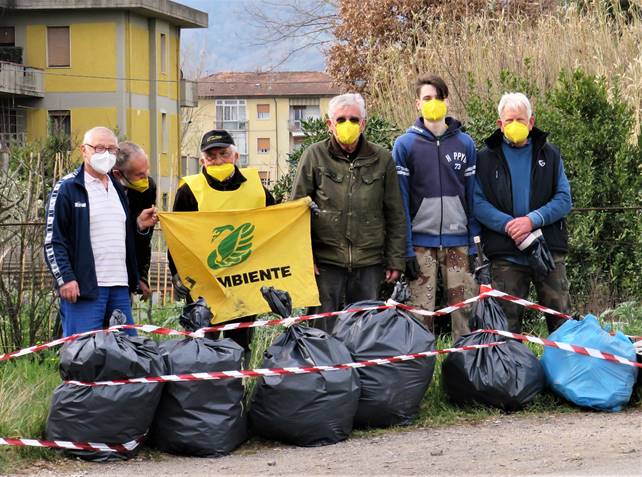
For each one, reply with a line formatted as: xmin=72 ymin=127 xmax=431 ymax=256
xmin=85 ymin=144 xmax=120 ymax=155
xmin=335 ymin=116 xmax=361 ymax=124
xmin=204 ymin=148 xmax=234 ymax=159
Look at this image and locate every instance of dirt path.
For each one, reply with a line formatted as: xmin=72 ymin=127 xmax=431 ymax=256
xmin=23 ymin=409 xmax=642 ymax=476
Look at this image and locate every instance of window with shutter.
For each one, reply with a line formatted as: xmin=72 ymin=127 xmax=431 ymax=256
xmin=257 ymin=138 xmax=270 ymax=154
xmin=47 ymin=27 xmax=70 ymax=67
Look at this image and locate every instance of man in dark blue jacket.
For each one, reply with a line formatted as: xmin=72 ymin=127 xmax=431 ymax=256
xmin=393 ymin=75 xmax=479 ymax=340
xmin=474 ymin=93 xmax=572 ymax=333
xmin=44 ymin=126 xmax=156 ymax=336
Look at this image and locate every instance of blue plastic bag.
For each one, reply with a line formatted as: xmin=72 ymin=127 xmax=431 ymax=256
xmin=541 ymin=314 xmax=638 ymax=411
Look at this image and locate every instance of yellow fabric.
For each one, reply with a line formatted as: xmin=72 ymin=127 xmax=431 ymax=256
xmin=178 ymin=168 xmax=265 ymax=211
xmin=159 ymin=197 xmax=320 ymax=324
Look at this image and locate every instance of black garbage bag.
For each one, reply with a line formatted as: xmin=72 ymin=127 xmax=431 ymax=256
xmin=332 ymin=301 xmax=436 ymax=428
xmin=249 ymin=325 xmax=360 ymax=446
xmin=441 ymin=296 xmax=545 ymax=411
xmin=46 ymin=310 xmax=166 ymax=461
xmin=518 ymin=229 xmax=556 ymax=278
xmin=149 ymin=300 xmax=247 ymax=457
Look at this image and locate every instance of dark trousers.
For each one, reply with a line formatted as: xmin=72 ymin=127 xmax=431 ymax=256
xmin=310 ymin=263 xmax=384 ymax=333
xmin=490 ymin=253 xmax=570 ymax=334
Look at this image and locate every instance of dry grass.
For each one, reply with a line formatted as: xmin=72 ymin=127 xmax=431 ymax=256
xmin=365 ymin=1 xmax=642 ymax=134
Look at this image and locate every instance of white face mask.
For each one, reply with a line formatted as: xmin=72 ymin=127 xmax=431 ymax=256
xmin=89 ymin=151 xmax=116 ymax=175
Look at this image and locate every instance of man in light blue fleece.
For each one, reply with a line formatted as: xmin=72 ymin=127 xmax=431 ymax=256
xmin=474 ymin=92 xmax=572 ymax=333
xmin=393 ymin=75 xmax=479 ymax=340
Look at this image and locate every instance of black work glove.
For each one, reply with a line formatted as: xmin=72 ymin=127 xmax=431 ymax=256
xmin=518 ymin=229 xmax=556 ymax=279
xmin=179 ymin=297 xmax=213 ymax=331
xmin=405 ymin=256 xmax=421 ymax=281
xmin=261 ymin=286 xmax=293 ymax=318
xmin=172 ymin=273 xmax=190 ymax=300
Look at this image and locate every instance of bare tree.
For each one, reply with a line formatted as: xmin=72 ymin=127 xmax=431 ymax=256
xmin=243 ymin=0 xmax=338 ymax=70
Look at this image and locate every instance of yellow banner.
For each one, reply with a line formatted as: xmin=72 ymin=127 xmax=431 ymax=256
xmin=159 ymin=198 xmax=320 ymax=323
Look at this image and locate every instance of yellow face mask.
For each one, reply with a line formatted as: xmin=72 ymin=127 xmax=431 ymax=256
xmin=206 ymin=163 xmax=235 ymax=182
xmin=123 ymin=176 xmax=149 ymax=193
xmin=334 ymin=121 xmax=361 ymax=145
xmin=503 ymin=121 xmax=530 ymax=145
xmin=421 ymin=99 xmax=447 ymax=122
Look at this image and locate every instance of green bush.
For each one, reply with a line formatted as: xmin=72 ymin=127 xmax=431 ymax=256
xmin=465 ymin=68 xmax=642 ymax=308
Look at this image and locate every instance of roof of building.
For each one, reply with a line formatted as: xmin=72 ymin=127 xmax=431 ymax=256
xmin=1 ymin=0 xmax=208 ymax=28
xmin=198 ymin=71 xmax=341 ymax=98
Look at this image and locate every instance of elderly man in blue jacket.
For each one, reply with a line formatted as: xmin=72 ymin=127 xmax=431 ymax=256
xmin=474 ymin=92 xmax=572 ymax=333
xmin=393 ymin=75 xmax=479 ymax=340
xmin=44 ymin=126 xmax=157 ymax=336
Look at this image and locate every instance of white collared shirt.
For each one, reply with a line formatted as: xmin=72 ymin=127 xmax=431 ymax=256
xmin=84 ymin=171 xmax=128 ymax=286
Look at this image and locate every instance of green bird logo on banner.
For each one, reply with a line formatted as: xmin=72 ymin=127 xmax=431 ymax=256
xmin=207 ymin=223 xmax=255 ymax=270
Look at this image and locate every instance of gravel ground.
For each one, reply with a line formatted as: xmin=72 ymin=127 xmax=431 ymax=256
xmin=18 ymin=408 xmax=642 ymax=476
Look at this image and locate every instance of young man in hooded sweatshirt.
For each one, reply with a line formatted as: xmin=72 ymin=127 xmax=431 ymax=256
xmin=392 ymin=75 xmax=479 ymax=341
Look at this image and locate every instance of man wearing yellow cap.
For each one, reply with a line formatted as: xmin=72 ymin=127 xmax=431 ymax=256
xmin=169 ymin=129 xmax=275 ymax=351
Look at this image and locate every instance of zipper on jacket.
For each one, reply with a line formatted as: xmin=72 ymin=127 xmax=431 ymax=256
xmin=347 ymin=162 xmax=355 ymax=271
xmin=437 ymin=139 xmax=443 ymax=249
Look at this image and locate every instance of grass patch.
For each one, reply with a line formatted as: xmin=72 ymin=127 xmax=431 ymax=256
xmin=0 ymin=352 xmax=61 ymax=472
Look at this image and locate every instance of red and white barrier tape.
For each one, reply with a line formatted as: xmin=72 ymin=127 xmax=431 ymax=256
xmin=64 ymin=342 xmax=506 ymax=387
xmin=478 ymin=329 xmax=642 ymax=369
xmin=1 ymin=287 xmax=638 ymax=362
xmin=0 ymin=436 xmax=142 ymax=453
xmin=480 ymin=287 xmax=573 ymax=319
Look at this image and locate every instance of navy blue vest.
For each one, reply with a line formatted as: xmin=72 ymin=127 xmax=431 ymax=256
xmin=476 ymin=128 xmax=568 ymax=259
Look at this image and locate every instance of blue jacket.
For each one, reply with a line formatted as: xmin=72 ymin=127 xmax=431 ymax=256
xmin=44 ymin=164 xmax=139 ymax=300
xmin=393 ymin=117 xmax=480 ymax=257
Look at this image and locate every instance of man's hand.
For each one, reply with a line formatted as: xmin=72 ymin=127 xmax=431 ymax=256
xmin=385 ymin=269 xmax=401 ymax=283
xmin=60 ymin=280 xmax=80 ymax=303
xmin=138 ymin=280 xmax=151 ymax=301
xmin=314 ymin=263 xmax=319 ymax=275
xmin=505 ymin=216 xmax=533 ymax=245
xmin=137 ymin=206 xmax=158 ymax=231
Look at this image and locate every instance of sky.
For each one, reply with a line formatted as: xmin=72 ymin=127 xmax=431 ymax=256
xmin=175 ymin=0 xmax=332 ymax=78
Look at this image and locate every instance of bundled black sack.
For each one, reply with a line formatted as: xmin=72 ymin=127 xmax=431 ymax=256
xmin=332 ymin=301 xmax=436 ymax=428
xmin=441 ymin=296 xmax=545 ymax=411
xmin=150 ymin=298 xmax=247 ymax=457
xmin=46 ymin=310 xmax=166 ymax=461
xmin=249 ymin=325 xmax=360 ymax=446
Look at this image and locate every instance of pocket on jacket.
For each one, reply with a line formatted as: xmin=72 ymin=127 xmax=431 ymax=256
xmin=358 ymin=212 xmax=385 ymax=249
xmin=441 ymin=196 xmax=468 ymax=234
xmin=411 ymin=197 xmax=441 ymax=235
xmin=312 ymin=209 xmax=342 ymax=247
xmin=314 ymin=167 xmax=345 ymax=204
xmin=412 ymin=196 xmax=468 ymax=236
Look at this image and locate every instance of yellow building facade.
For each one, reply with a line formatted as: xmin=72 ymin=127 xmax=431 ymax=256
xmin=0 ymin=1 xmax=207 ymax=203
xmin=184 ymin=72 xmax=339 ymax=186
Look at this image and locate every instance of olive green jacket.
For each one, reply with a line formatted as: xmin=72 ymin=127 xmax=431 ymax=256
xmin=291 ymin=136 xmax=406 ymax=271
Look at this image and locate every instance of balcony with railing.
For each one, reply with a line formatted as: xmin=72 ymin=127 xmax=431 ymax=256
xmin=180 ymin=79 xmax=198 ymax=108
xmin=215 ymin=120 xmax=248 ymax=131
xmin=0 ymin=61 xmax=44 ymax=97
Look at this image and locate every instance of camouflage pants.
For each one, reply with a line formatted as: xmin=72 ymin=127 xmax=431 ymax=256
xmin=491 ymin=254 xmax=570 ymax=334
xmin=408 ymin=246 xmax=476 ymax=341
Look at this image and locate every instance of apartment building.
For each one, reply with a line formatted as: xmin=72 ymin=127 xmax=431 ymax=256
xmin=183 ymin=71 xmax=340 ymax=186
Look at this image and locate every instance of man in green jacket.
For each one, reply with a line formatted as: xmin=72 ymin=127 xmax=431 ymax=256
xmin=291 ymin=93 xmax=406 ymax=331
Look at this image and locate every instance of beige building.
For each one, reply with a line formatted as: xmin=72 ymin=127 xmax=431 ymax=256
xmin=182 ymin=71 xmax=340 ymax=186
